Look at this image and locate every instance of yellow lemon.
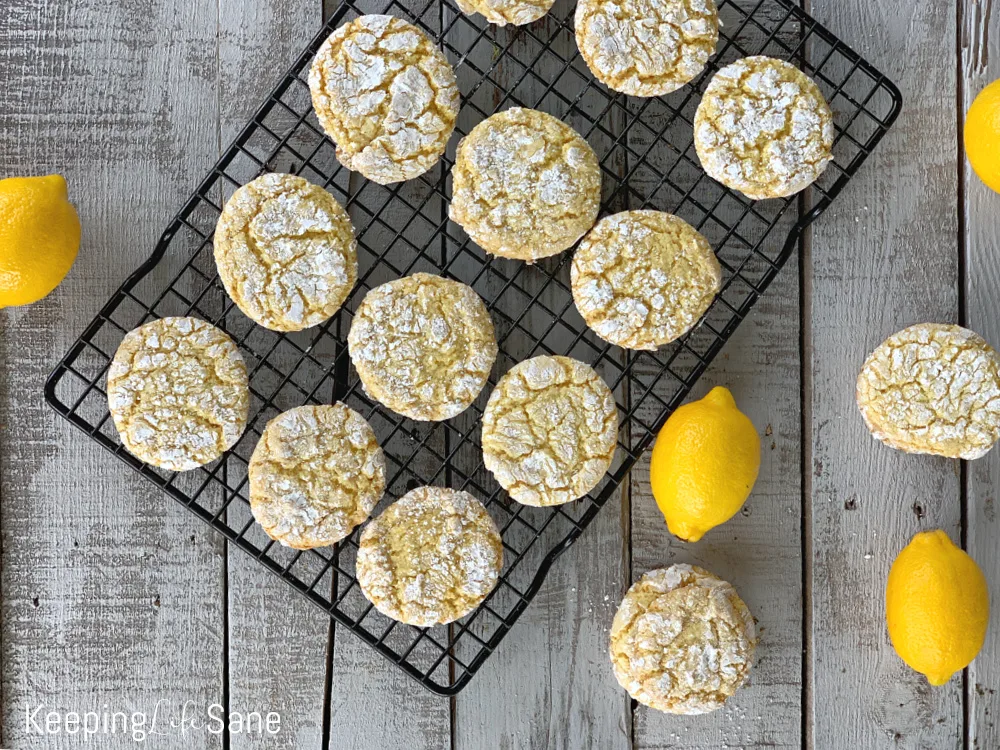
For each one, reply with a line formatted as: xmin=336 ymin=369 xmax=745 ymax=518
xmin=965 ymin=77 xmax=1000 ymax=194
xmin=886 ymin=530 xmax=989 ymax=686
xmin=0 ymin=174 xmax=81 ymax=308
xmin=649 ymin=386 xmax=760 ymax=542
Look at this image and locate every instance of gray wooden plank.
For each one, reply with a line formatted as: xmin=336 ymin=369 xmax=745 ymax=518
xmin=0 ymin=1 xmax=226 ymax=747
xmin=806 ymin=0 xmax=964 ymax=746
xmin=961 ymin=0 xmax=1000 ymax=745
xmin=216 ymin=2 xmax=332 ymax=749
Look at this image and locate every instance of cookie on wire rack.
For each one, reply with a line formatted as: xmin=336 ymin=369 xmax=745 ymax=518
xmin=308 ymin=14 xmax=460 ymax=185
xmin=454 ymin=0 xmax=555 ymax=27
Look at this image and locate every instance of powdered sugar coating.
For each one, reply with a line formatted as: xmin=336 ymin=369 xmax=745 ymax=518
xmin=610 ymin=564 xmax=756 ymax=714
xmin=572 ymin=210 xmax=721 ymax=350
xmin=308 ymin=15 xmax=460 ymax=184
xmin=357 ymin=486 xmax=503 ymax=626
xmin=856 ymin=324 xmax=1000 ymax=460
xmin=214 ymin=173 xmax=357 ymax=332
xmin=249 ymin=404 xmax=386 ymax=550
xmin=694 ymin=56 xmax=834 ymax=199
xmin=348 ymin=273 xmax=498 ymax=421
xmin=107 ymin=317 xmax=249 ymax=471
xmin=482 ymin=355 xmax=618 ymax=506
xmin=449 ymin=108 xmax=601 ymax=261
xmin=454 ymin=0 xmax=554 ymax=25
xmin=575 ymin=0 xmax=718 ymax=97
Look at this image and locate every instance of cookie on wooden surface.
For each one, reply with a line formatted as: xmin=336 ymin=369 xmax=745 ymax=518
xmin=249 ymin=404 xmax=385 ymax=550
xmin=357 ymin=486 xmax=503 ymax=627
xmin=348 ymin=273 xmax=498 ymax=421
xmin=449 ymin=107 xmax=601 ymax=262
xmin=610 ymin=564 xmax=756 ymax=714
xmin=214 ymin=173 xmax=357 ymax=332
xmin=107 ymin=317 xmax=249 ymax=471
xmin=694 ymin=56 xmax=834 ymax=199
xmin=856 ymin=323 xmax=1000 ymax=460
xmin=481 ymin=355 xmax=618 ymax=506
xmin=308 ymin=14 xmax=460 ymax=184
xmin=571 ymin=210 xmax=721 ymax=350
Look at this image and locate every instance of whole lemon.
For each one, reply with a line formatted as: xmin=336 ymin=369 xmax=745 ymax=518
xmin=886 ymin=530 xmax=989 ymax=686
xmin=649 ymin=386 xmax=760 ymax=542
xmin=965 ymin=77 xmax=1000 ymax=194
xmin=0 ymin=174 xmax=81 ymax=308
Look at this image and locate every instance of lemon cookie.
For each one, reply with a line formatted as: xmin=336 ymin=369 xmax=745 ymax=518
xmin=482 ymin=355 xmax=618 ymax=506
xmin=308 ymin=15 xmax=460 ymax=184
xmin=214 ymin=173 xmax=357 ymax=332
xmin=454 ymin=0 xmax=553 ymax=26
xmin=575 ymin=0 xmax=718 ymax=97
xmin=572 ymin=210 xmax=721 ymax=350
xmin=107 ymin=317 xmax=249 ymax=471
xmin=449 ymin=108 xmax=601 ymax=261
xmin=610 ymin=565 xmax=756 ymax=714
xmin=695 ymin=56 xmax=834 ymax=199
xmin=856 ymin=324 xmax=1000 ymax=460
xmin=357 ymin=486 xmax=503 ymax=626
xmin=348 ymin=273 xmax=497 ymax=421
xmin=248 ymin=404 xmax=385 ymax=549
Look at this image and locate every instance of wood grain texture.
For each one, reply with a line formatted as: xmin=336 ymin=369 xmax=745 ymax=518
xmin=961 ymin=0 xmax=1000 ymax=746
xmin=0 ymin=1 xmax=226 ymax=748
xmin=806 ymin=0 xmax=964 ymax=746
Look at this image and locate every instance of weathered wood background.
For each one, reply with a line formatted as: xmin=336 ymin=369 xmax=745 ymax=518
xmin=0 ymin=0 xmax=997 ymax=747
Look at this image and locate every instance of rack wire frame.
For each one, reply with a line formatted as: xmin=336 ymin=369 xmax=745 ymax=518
xmin=44 ymin=0 xmax=901 ymax=695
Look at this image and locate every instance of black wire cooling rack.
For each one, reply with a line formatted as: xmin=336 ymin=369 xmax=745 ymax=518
xmin=45 ymin=0 xmax=900 ymax=694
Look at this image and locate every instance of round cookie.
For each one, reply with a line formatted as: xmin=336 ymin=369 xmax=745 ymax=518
xmin=571 ymin=210 xmax=721 ymax=350
xmin=308 ymin=14 xmax=460 ymax=184
xmin=449 ymin=108 xmax=602 ymax=262
xmin=214 ymin=173 xmax=357 ymax=332
xmin=856 ymin=323 xmax=1000 ymax=460
xmin=107 ymin=317 xmax=249 ymax=471
xmin=694 ymin=56 xmax=834 ymax=200
xmin=248 ymin=404 xmax=386 ymax=549
xmin=575 ymin=0 xmax=718 ymax=97
xmin=610 ymin=564 xmax=756 ymax=714
xmin=454 ymin=0 xmax=553 ymax=25
xmin=357 ymin=486 xmax=503 ymax=626
xmin=348 ymin=273 xmax=498 ymax=421
xmin=481 ymin=355 xmax=618 ymax=506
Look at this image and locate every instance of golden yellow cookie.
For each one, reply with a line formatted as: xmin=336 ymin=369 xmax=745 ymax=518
xmin=348 ymin=273 xmax=497 ymax=421
xmin=214 ymin=173 xmax=357 ymax=332
xmin=455 ymin=0 xmax=553 ymax=27
xmin=695 ymin=56 xmax=834 ymax=199
xmin=107 ymin=317 xmax=249 ymax=471
xmin=357 ymin=486 xmax=503 ymax=626
xmin=248 ymin=404 xmax=386 ymax=549
xmin=856 ymin=323 xmax=1000 ymax=460
xmin=610 ymin=565 xmax=756 ymax=714
xmin=481 ymin=355 xmax=618 ymax=506
xmin=449 ymin=108 xmax=601 ymax=261
xmin=575 ymin=0 xmax=718 ymax=97
xmin=308 ymin=15 xmax=460 ymax=184
xmin=571 ymin=210 xmax=721 ymax=350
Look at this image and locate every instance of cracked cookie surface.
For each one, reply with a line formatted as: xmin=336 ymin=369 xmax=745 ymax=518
xmin=249 ymin=404 xmax=385 ymax=549
xmin=454 ymin=0 xmax=554 ymax=27
xmin=357 ymin=486 xmax=503 ymax=626
xmin=610 ymin=564 xmax=756 ymax=715
xmin=575 ymin=0 xmax=718 ymax=97
xmin=309 ymin=14 xmax=460 ymax=184
xmin=572 ymin=210 xmax=721 ymax=350
xmin=214 ymin=173 xmax=357 ymax=332
xmin=694 ymin=56 xmax=834 ymax=199
xmin=856 ymin=323 xmax=1000 ymax=460
xmin=482 ymin=355 xmax=618 ymax=506
xmin=107 ymin=317 xmax=249 ymax=471
xmin=449 ymin=108 xmax=601 ymax=261
xmin=348 ymin=273 xmax=497 ymax=421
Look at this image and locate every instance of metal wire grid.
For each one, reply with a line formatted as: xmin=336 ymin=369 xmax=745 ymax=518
xmin=44 ymin=0 xmax=900 ymax=694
